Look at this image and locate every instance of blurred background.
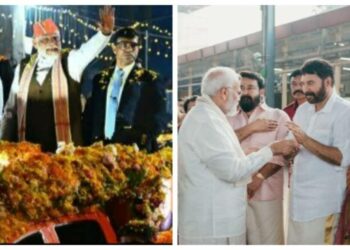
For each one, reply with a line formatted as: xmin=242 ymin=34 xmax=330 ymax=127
xmin=178 ymin=5 xmax=350 ymax=108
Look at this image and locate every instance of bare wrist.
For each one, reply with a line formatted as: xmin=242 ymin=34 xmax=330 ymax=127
xmin=250 ymin=122 xmax=258 ymax=133
xmin=301 ymin=135 xmax=309 ymax=146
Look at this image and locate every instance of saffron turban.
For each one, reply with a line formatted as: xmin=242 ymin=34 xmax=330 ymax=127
xmin=33 ymin=19 xmax=59 ymax=38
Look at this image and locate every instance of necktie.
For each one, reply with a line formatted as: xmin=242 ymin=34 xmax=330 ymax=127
xmin=105 ymin=69 xmax=124 ymax=139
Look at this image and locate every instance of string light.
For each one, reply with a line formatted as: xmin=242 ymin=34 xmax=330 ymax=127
xmin=0 ymin=6 xmax=174 ymax=60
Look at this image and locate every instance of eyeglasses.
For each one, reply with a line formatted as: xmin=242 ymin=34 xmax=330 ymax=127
xmin=116 ymin=41 xmax=140 ymax=50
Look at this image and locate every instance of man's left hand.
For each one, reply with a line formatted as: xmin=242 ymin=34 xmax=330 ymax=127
xmin=286 ymin=122 xmax=308 ymax=145
xmin=247 ymin=175 xmax=264 ymax=199
xmin=98 ymin=6 xmax=115 ymax=36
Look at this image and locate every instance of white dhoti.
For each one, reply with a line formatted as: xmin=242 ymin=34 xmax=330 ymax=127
xmin=287 ymin=214 xmax=339 ymax=245
xmin=247 ymin=199 xmax=284 ymax=244
xmin=179 ymin=233 xmax=246 ymax=245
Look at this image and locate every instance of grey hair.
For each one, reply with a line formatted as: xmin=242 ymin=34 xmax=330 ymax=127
xmin=201 ymin=66 xmax=241 ymax=96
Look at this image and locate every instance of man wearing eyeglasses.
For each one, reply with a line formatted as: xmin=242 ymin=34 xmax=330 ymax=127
xmin=228 ymin=71 xmax=291 ymax=244
xmin=82 ymin=27 xmax=166 ymax=152
xmin=0 ymin=6 xmax=114 ymax=152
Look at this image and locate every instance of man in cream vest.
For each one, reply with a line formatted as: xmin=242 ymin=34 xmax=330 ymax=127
xmin=0 ymin=6 xmax=114 ymax=152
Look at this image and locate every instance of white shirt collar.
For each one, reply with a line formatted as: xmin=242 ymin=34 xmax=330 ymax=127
xmin=305 ymin=91 xmax=337 ymax=114
xmin=317 ymin=91 xmax=336 ymax=114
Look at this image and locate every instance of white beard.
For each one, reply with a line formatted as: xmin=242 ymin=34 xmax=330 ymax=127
xmin=226 ymin=103 xmax=238 ymax=116
xmin=224 ymin=95 xmax=238 ymax=116
xmin=37 ymin=51 xmax=58 ymax=68
xmin=35 ymin=52 xmax=59 ymax=85
xmin=226 ymin=104 xmax=238 ymax=116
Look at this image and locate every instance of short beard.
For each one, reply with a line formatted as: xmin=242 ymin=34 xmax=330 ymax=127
xmin=239 ymin=95 xmax=260 ymax=113
xmin=305 ymin=81 xmax=327 ymax=104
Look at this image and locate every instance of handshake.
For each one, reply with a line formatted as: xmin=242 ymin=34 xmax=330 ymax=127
xmin=270 ymin=139 xmax=300 ymax=159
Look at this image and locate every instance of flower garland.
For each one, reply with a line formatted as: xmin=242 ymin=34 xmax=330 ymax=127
xmin=98 ymin=66 xmax=159 ymax=90
xmin=0 ymin=141 xmax=172 ymax=243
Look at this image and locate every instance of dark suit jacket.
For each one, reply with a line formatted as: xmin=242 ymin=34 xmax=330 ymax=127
xmin=0 ymin=58 xmax=14 ymax=107
xmin=82 ymin=64 xmax=166 ymax=152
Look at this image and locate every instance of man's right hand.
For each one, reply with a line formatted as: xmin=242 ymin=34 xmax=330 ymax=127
xmin=98 ymin=6 xmax=115 ymax=36
xmin=251 ymin=119 xmax=278 ymax=133
xmin=270 ymin=139 xmax=299 ymax=159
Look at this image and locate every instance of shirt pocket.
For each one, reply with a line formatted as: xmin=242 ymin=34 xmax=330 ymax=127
xmin=310 ymin=129 xmax=330 ymax=145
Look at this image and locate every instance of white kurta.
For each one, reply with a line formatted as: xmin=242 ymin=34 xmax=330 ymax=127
xmin=178 ymin=95 xmax=273 ymax=239
xmin=290 ymin=92 xmax=350 ymax=222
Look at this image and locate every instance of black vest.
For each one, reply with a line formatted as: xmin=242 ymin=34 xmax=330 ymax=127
xmin=20 ymin=53 xmax=82 ymax=152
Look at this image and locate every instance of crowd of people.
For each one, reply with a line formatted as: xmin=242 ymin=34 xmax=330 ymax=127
xmin=178 ymin=58 xmax=350 ymax=245
xmin=0 ymin=6 xmax=167 ymax=153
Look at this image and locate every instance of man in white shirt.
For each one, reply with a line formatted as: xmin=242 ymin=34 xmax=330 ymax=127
xmin=0 ymin=6 xmax=114 ymax=152
xmin=286 ymin=58 xmax=350 ymax=244
xmin=178 ymin=66 xmax=299 ymax=245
